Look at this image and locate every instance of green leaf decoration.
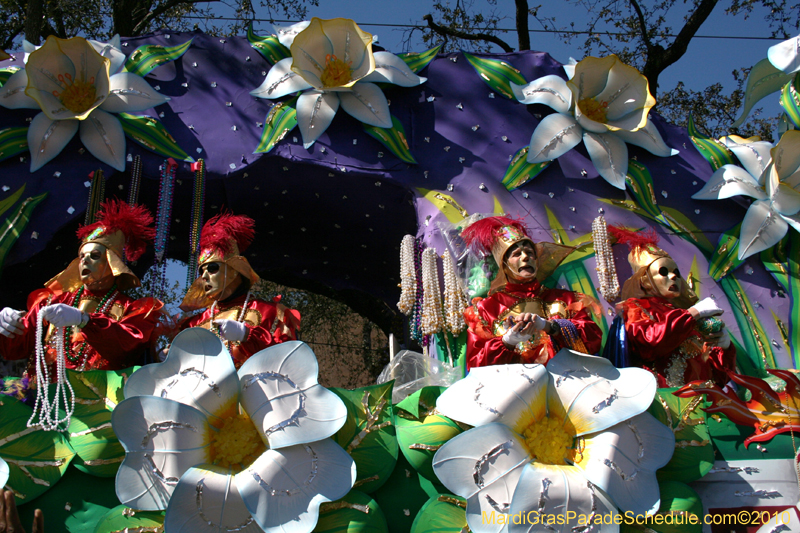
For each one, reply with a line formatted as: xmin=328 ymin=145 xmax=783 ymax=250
xmin=708 ymin=223 xmax=744 ymax=280
xmin=65 ymin=368 xmax=133 ymax=477
xmin=247 ymin=22 xmax=291 ymax=64
xmin=93 ymin=505 xmax=164 ymax=533
xmin=0 ymin=66 xmax=21 ymax=88
xmin=687 ymin=114 xmax=736 ymax=172
xmin=462 ymin=51 xmax=526 ymax=100
xmin=659 ymin=206 xmax=713 ymax=256
xmin=373 ymin=453 xmax=447 ymax=533
xmin=395 ymin=387 xmax=463 ymax=482
xmin=254 ymin=95 xmax=298 ymax=153
xmin=732 ymin=57 xmax=793 ymax=128
xmin=501 ymin=147 xmax=550 ymax=190
xmin=331 ymin=381 xmax=398 ymax=494
xmin=761 ymin=231 xmax=800 ymax=367
xmin=0 ymin=184 xmax=25 ymax=218
xmin=432 ymin=330 xmax=467 ymax=371
xmin=363 ymin=115 xmax=418 ymax=164
xmin=398 ymin=46 xmax=441 ymax=74
xmin=123 ymin=39 xmax=193 ymax=78
xmin=117 ymin=113 xmax=194 ymax=162
xmin=719 ymin=274 xmax=776 ymax=374
xmin=411 ymin=494 xmax=468 ymax=533
xmin=0 ymin=396 xmax=75 ymax=504
xmin=620 ymin=481 xmax=703 ymax=533
xmin=0 ymin=127 xmax=29 ymax=163
xmin=625 ymin=160 xmax=664 ymax=219
xmin=0 ymin=192 xmax=47 ymax=276
xmin=647 ymin=389 xmax=713 ymax=484
xmin=314 ymin=490 xmax=388 ymax=533
xmin=780 ymin=72 xmax=800 ymax=129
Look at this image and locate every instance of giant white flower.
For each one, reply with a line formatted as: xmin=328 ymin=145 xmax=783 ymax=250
xmin=693 ymin=131 xmax=800 ymax=259
xmin=432 ymin=349 xmax=674 ymax=533
xmin=0 ymin=35 xmax=167 ymax=172
xmin=768 ymin=33 xmax=800 ymax=74
xmin=511 ymin=55 xmax=677 ymax=189
xmin=250 ymin=17 xmax=426 ymax=148
xmin=112 ymin=329 xmax=355 ymax=533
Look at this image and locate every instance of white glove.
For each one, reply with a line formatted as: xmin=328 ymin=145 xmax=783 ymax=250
xmin=0 ymin=308 xmax=24 ymax=338
xmin=716 ymin=330 xmax=731 ymax=349
xmin=214 ymin=319 xmax=248 ymax=343
xmin=689 ymin=297 xmax=723 ymax=319
xmin=502 ymin=326 xmax=532 ymax=347
xmin=41 ymin=304 xmax=88 ymax=328
xmin=530 ymin=315 xmax=548 ymax=332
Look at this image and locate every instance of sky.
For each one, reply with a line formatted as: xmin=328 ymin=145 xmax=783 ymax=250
xmin=241 ymin=0 xmax=789 ymax=118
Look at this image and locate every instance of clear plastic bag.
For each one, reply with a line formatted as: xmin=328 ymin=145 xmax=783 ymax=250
xmin=377 ymin=350 xmax=463 ymax=404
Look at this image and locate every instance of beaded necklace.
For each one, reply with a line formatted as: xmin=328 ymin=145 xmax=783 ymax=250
xmin=64 ymin=284 xmax=119 ymax=369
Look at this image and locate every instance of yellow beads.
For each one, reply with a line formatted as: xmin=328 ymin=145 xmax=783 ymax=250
xmin=521 ymin=416 xmax=573 ymax=465
xmin=578 ymin=97 xmax=609 ymax=124
xmin=209 ymin=414 xmax=267 ymax=472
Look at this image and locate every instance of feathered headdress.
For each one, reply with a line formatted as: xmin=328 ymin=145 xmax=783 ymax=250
xmin=47 ymin=200 xmax=155 ymax=292
xmin=180 ymin=212 xmax=260 ymax=311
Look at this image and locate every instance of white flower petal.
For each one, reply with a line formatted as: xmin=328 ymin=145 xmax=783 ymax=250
xmin=728 ymin=141 xmax=774 ymax=180
xmin=339 ymin=82 xmax=392 ymax=128
xmin=164 ymin=465 xmax=263 ymax=533
xmin=614 ymin=121 xmax=678 ymax=157
xmin=583 ymin=131 xmax=629 ymax=189
xmin=768 ymin=34 xmax=800 ymax=74
xmin=692 ymin=165 xmax=767 ymax=201
xmin=296 ymin=90 xmax=339 ymax=148
xmin=101 ymin=72 xmax=169 ymax=113
xmin=569 ymin=55 xmax=615 ymax=99
xmin=319 ymin=18 xmax=374 ymax=82
xmin=0 ymin=458 xmax=8 ymax=489
xmin=772 ymin=183 xmax=800 ymax=216
xmin=238 ymin=341 xmax=347 ymax=449
xmin=433 ymin=423 xmax=529 ymax=533
xmin=783 ymin=211 xmax=800 ymax=234
xmin=250 ymin=57 xmax=312 ymax=100
xmin=773 ymin=131 xmax=800 ymax=188
xmin=596 ymin=63 xmax=650 ymax=124
xmin=526 ymin=113 xmax=582 ymax=164
xmin=0 ymin=70 xmax=39 ymax=109
xmin=274 ymin=20 xmax=312 ymax=49
xmin=113 ymin=396 xmax=213 ymax=510
xmin=508 ymin=464 xmax=619 ymax=533
xmin=756 ymin=505 xmax=800 ymax=533
xmin=510 ymin=75 xmax=572 ymax=114
xmin=236 ymin=439 xmax=355 ymax=533
xmin=79 ymin=109 xmax=127 ymax=171
xmin=563 ymin=58 xmax=578 ymax=79
xmin=573 ymin=412 xmax=673 ymax=515
xmin=27 ymin=113 xmax=79 ymax=172
xmin=125 ymin=328 xmax=240 ymax=423
xmin=89 ymin=36 xmax=126 ymax=74
xmin=436 ymin=364 xmax=548 ymax=428
xmin=545 ymin=349 xmax=656 ymax=437
xmin=361 ymin=51 xmax=426 ymax=87
xmin=738 ymin=199 xmax=789 ymax=259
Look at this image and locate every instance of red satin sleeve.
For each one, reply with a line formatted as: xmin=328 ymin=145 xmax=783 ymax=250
xmin=0 ymin=290 xmax=60 ymax=360
xmin=81 ymin=297 xmax=163 ymax=366
xmin=466 ymin=329 xmax=520 ymax=368
xmin=623 ymin=298 xmax=697 ymax=360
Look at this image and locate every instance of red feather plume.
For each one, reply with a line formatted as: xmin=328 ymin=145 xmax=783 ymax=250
xmin=608 ymin=225 xmax=659 ymax=251
xmin=200 ymin=212 xmax=256 ymax=256
xmin=77 ymin=200 xmax=155 ymax=262
xmin=461 ymin=216 xmax=528 ymax=254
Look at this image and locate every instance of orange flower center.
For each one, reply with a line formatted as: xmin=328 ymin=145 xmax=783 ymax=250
xmin=578 ymin=97 xmax=609 ymax=123
xmin=208 ymin=413 xmax=267 ymax=473
xmin=320 ymin=54 xmax=352 ymax=88
xmin=53 ymin=73 xmax=97 ymax=114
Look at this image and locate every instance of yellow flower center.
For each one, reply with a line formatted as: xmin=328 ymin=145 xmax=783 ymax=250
xmin=209 ymin=413 xmax=267 ymax=473
xmin=320 ymin=54 xmax=353 ymax=88
xmin=521 ymin=416 xmax=574 ymax=465
xmin=53 ymin=73 xmax=97 ymax=114
xmin=578 ymin=97 xmax=609 ymax=123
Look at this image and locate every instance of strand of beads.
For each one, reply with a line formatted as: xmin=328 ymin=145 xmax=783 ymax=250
xmin=442 ymin=250 xmax=467 ymax=334
xmin=127 ymin=155 xmax=142 ymax=205
xmin=397 ymin=235 xmax=416 ymax=315
xmin=84 ymin=168 xmax=106 ymax=225
xmin=28 ymin=310 xmax=76 ymax=432
xmin=592 ymin=215 xmax=619 ymax=303
xmin=186 ymin=159 xmax=206 ymax=291
xmin=153 ymin=158 xmax=177 ymax=302
xmin=420 ymin=248 xmax=444 ymax=337
xmin=409 ymin=238 xmax=425 ymax=344
xmin=237 ymin=291 xmax=252 ymax=322
xmin=65 ymin=284 xmax=119 ymax=370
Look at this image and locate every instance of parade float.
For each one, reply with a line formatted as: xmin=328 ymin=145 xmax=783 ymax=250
xmin=0 ymin=16 xmax=799 ymax=533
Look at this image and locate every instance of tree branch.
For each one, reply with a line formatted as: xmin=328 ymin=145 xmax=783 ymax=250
xmin=628 ymin=0 xmax=652 ymax=51
xmin=132 ymin=0 xmax=219 ymax=36
xmin=422 ymin=13 xmax=514 ymax=53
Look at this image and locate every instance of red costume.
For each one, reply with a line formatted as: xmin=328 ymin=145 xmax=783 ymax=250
xmin=0 ymin=288 xmax=161 ymax=372
xmin=465 ymin=281 xmax=602 ymax=368
xmin=179 ymin=292 xmax=298 ymax=368
xmin=622 ymin=296 xmax=736 ymax=388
